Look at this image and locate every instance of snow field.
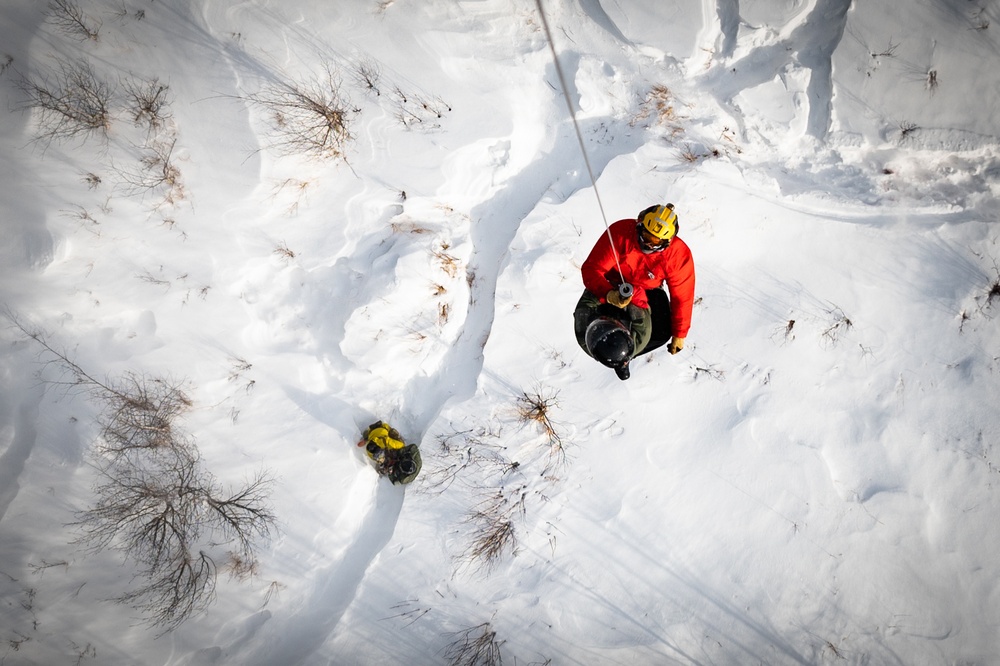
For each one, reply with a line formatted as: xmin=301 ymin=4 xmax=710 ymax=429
xmin=2 ymin=0 xmax=1000 ymax=664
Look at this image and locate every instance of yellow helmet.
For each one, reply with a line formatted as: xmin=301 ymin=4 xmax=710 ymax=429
xmin=639 ymin=203 xmax=678 ymax=242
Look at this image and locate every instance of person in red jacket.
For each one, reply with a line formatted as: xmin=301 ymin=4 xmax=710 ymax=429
xmin=574 ymin=203 xmax=695 ymax=380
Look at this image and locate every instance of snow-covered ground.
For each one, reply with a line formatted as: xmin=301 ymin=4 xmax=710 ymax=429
xmin=2 ymin=0 xmax=1000 ymax=664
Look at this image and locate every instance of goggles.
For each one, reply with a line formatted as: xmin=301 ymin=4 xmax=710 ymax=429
xmin=638 ymin=226 xmax=670 ymax=251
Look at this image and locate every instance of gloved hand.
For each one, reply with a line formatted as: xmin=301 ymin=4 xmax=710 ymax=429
xmin=606 ymin=289 xmax=632 ymax=308
xmin=667 ymin=336 xmax=685 ymax=354
xmin=366 ymin=441 xmax=384 ymax=461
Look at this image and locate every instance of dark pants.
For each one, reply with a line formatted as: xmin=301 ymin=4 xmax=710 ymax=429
xmin=573 ymin=290 xmax=652 ymax=358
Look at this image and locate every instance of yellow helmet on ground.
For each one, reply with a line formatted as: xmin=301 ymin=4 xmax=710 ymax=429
xmin=639 ymin=203 xmax=678 ymax=241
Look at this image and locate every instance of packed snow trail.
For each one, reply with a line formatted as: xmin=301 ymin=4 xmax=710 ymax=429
xmin=196 ymin=475 xmax=402 ymax=666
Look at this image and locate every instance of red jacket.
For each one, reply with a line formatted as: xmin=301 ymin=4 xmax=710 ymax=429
xmin=582 ymin=218 xmax=696 ymax=338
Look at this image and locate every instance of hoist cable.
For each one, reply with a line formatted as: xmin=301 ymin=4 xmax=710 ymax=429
xmin=534 ymin=0 xmax=629 ymax=293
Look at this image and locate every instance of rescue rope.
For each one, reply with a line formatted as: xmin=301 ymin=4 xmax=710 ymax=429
xmin=534 ymin=0 xmax=631 ymax=297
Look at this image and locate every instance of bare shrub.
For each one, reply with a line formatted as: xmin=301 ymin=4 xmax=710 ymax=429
xmin=1 ymin=55 xmax=13 ymax=76
xmin=678 ymin=146 xmax=704 ymax=163
xmin=273 ymin=241 xmax=296 ymax=261
xmin=443 ymin=622 xmax=505 ymax=666
xmin=631 ymin=84 xmax=677 ymax=127
xmin=8 ymin=315 xmax=277 ymax=632
xmin=515 ymin=387 xmax=566 ymax=471
xmin=117 ymin=138 xmax=184 ymax=205
xmin=47 ymin=0 xmax=101 ymax=41
xmin=390 ymin=220 xmax=431 ymax=234
xmin=93 ymin=373 xmax=192 ymax=455
xmin=390 ymin=84 xmax=450 ymax=129
xmin=770 ymin=318 xmax=796 ymax=345
xmin=460 ymin=489 xmax=526 ymax=573
xmin=692 ymin=364 xmax=726 ymax=381
xmin=18 ymin=59 xmax=114 ymax=144
xmin=244 ymin=66 xmax=356 ymax=160
xmin=28 ymin=559 xmax=70 ymax=575
xmin=262 ymin=580 xmax=286 ymax=607
xmin=974 ymin=260 xmax=1000 ymax=315
xmin=62 ymin=204 xmax=100 ymax=228
xmin=821 ymin=305 xmax=854 ymax=346
xmin=228 ymin=356 xmax=253 ymax=382
xmin=897 ymin=120 xmax=919 ymax=141
xmin=926 ymin=69 xmax=938 ymax=93
xmin=421 ymin=424 xmax=514 ymax=495
xmin=113 ymin=0 xmax=146 ymax=23
xmin=136 ymin=269 xmax=172 ymax=289
xmin=870 ymin=39 xmax=900 ymax=58
xmin=434 ymin=243 xmax=460 ymax=278
xmin=122 ymin=76 xmax=172 ymax=134
xmin=352 ymin=57 xmax=382 ymax=96
xmin=269 ymin=177 xmax=313 ymax=215
xmin=380 ymin=599 xmax=431 ymax=627
xmin=987 ymin=278 xmax=1000 ymax=309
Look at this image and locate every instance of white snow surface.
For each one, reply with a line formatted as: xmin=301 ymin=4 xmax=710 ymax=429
xmin=2 ymin=0 xmax=1000 ymax=664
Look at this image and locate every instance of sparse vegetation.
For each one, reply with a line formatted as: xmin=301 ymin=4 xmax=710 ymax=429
xmin=421 ymin=424 xmax=513 ymax=495
xmin=424 ymin=385 xmax=568 ymax=576
xmin=8 ymin=314 xmax=277 ymax=632
xmin=443 ymin=622 xmax=505 ymax=666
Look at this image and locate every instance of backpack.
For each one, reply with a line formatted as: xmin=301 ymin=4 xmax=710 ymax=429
xmin=360 ymin=421 xmax=422 ymax=485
